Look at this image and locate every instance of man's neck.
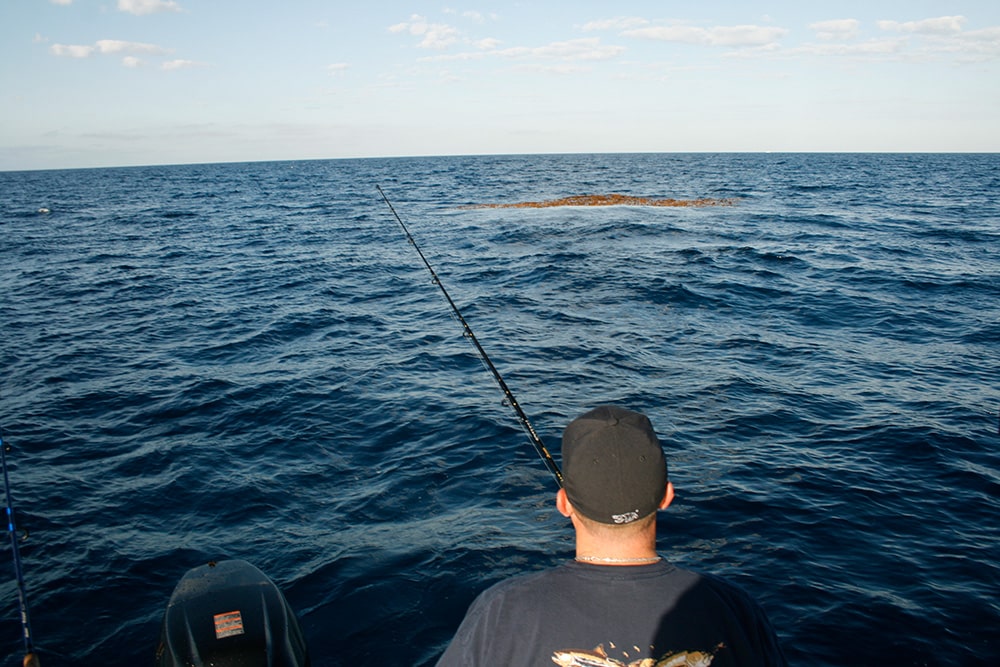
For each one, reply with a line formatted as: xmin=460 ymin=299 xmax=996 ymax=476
xmin=572 ymin=516 xmax=659 ymax=565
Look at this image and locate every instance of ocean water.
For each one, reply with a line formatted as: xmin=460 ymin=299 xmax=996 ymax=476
xmin=1 ymin=153 xmax=998 ymax=666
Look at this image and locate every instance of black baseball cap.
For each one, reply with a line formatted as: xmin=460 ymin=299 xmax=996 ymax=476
xmin=562 ymin=406 xmax=668 ymax=524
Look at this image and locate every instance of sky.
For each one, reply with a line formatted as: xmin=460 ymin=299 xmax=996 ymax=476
xmin=3 ymin=0 xmax=1000 ymax=170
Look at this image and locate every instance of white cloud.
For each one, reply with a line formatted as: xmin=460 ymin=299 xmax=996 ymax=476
xmin=388 ymin=12 xmax=506 ymax=54
xmin=810 ymin=19 xmax=861 ymax=41
xmin=421 ymin=36 xmax=625 ymax=65
xmin=712 ymin=25 xmax=789 ymax=46
xmin=512 ymin=63 xmax=590 ymax=75
xmin=327 ymin=63 xmax=349 ymax=75
xmin=442 ymin=9 xmax=497 ymax=23
xmin=50 ymin=0 xmax=73 ymax=5
xmin=96 ymin=39 xmax=169 ymax=55
xmin=965 ymin=26 xmax=1000 ymax=41
xmin=623 ymin=25 xmax=702 ymax=44
xmin=504 ymin=37 xmax=625 ymax=61
xmin=776 ymin=16 xmax=1000 ymax=64
xmin=388 ymin=14 xmax=461 ymax=49
xmin=787 ymin=38 xmax=906 ymax=58
xmin=50 ymin=39 xmax=173 ymax=66
xmin=162 ymin=59 xmax=200 ymax=70
xmin=957 ymin=26 xmax=1000 ymax=61
xmin=623 ymin=24 xmax=788 ymax=47
xmin=866 ymin=15 xmax=1000 ymax=63
xmin=51 ymin=43 xmax=94 ymax=58
xmin=474 ymin=38 xmax=502 ymax=50
xmin=118 ymin=0 xmax=182 ymax=16
xmin=877 ymin=16 xmax=966 ymax=35
xmin=582 ymin=17 xmax=649 ymax=32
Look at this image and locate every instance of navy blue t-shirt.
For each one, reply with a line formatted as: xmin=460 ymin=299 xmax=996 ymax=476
xmin=437 ymin=560 xmax=786 ymax=666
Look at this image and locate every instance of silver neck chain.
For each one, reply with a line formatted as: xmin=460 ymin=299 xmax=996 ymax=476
xmin=575 ymin=554 xmax=662 ymax=564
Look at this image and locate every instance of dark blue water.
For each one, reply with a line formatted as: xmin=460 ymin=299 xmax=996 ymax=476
xmin=1 ymin=154 xmax=998 ymax=666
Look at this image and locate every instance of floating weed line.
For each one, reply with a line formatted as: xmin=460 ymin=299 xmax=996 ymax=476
xmin=460 ymin=193 xmax=740 ymax=209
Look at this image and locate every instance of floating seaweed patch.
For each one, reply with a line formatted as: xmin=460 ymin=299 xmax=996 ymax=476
xmin=461 ymin=193 xmax=739 ymax=209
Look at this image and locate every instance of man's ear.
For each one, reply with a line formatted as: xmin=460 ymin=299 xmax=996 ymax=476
xmin=659 ymin=482 xmax=675 ymax=510
xmin=556 ymin=488 xmax=573 ymax=517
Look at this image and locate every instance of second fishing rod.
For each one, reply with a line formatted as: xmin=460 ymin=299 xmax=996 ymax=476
xmin=2 ymin=432 xmax=41 ymax=667
xmin=377 ymin=186 xmax=564 ymax=488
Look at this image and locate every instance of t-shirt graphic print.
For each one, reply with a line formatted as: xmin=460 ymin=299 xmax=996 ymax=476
xmin=552 ymin=641 xmax=725 ymax=666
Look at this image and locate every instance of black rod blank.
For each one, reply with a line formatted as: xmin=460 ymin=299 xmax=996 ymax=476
xmin=377 ymin=186 xmax=563 ymax=488
xmin=2 ymin=434 xmax=39 ymax=667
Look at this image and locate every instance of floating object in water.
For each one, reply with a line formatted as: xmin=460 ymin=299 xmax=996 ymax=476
xmin=461 ymin=193 xmax=738 ymax=209
xmin=37 ymin=208 xmax=50 ymax=214
xmin=156 ymin=559 xmax=310 ymax=667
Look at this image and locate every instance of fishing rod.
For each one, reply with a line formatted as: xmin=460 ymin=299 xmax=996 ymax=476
xmin=1 ymin=432 xmax=40 ymax=667
xmin=376 ymin=186 xmax=564 ymax=488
